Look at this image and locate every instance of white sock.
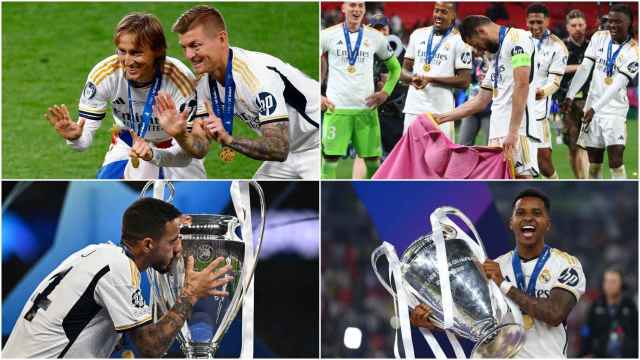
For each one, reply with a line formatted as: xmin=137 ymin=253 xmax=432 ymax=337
xmin=544 ymin=171 xmax=559 ymax=180
xmin=610 ymin=165 xmax=627 ymax=179
xmin=588 ymin=163 xmax=603 ymax=179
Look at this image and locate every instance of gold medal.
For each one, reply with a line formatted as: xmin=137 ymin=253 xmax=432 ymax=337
xmin=346 ymin=64 xmax=356 ymax=74
xmin=423 ymin=63 xmax=431 ymax=72
xmin=493 ymin=88 xmax=499 ymax=98
xmin=219 ymin=146 xmax=236 ymax=163
xmin=522 ymin=314 xmax=534 ymax=330
xmin=605 ymin=76 xmax=613 ymax=85
xmin=131 ymin=156 xmax=140 ymax=168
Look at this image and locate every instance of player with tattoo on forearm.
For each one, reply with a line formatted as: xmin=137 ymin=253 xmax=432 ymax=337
xmin=410 ymin=189 xmax=586 ymax=357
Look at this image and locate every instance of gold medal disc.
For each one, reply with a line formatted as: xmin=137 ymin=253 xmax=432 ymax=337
xmin=347 ymin=64 xmax=356 ymax=74
xmin=605 ymin=76 xmax=613 ymax=85
xmin=493 ymin=88 xmax=499 ymax=98
xmin=219 ymin=146 xmax=236 ymax=163
xmin=131 ymin=156 xmax=140 ymax=168
xmin=523 ymin=314 xmax=534 ymax=330
xmin=423 ymin=63 xmax=431 ymax=72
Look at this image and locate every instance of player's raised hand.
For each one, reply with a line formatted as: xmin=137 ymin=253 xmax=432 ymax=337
xmin=181 ymin=255 xmax=234 ymax=302
xmin=365 ymin=91 xmax=389 ymax=109
xmin=410 ymin=303 xmax=439 ymax=331
xmin=204 ymin=100 xmax=233 ymax=145
xmin=45 ymin=104 xmax=85 ymax=141
xmin=560 ymin=98 xmax=573 ymax=113
xmin=128 ymin=129 xmax=153 ymax=165
xmin=321 ymin=96 xmax=335 ymax=112
xmin=411 ymin=75 xmax=429 ymax=90
xmin=502 ymin=131 xmax=518 ymax=163
xmin=154 ymin=91 xmax=189 ymax=137
xmin=482 ymin=259 xmax=504 ymax=285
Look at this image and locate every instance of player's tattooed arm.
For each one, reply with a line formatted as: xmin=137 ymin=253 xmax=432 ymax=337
xmin=228 ymin=121 xmax=289 ymax=161
xmin=174 ymin=119 xmax=211 ymax=159
xmin=127 ymin=295 xmax=193 ymax=357
xmin=506 ymin=287 xmax=577 ymax=327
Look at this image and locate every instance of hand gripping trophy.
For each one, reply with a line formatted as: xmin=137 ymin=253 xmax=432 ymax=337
xmin=372 ymin=207 xmax=525 ymax=359
xmin=143 ymin=181 xmax=266 ymax=358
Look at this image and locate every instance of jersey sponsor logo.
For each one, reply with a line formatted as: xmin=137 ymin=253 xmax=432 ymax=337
xmin=536 ymin=289 xmax=551 ymax=298
xmin=562 ymin=56 xmax=568 ymax=65
xmin=131 ymin=289 xmax=145 ymax=308
xmin=628 ymin=61 xmax=638 ymax=74
xmin=558 ymin=268 xmax=580 ymax=286
xmin=257 ymin=92 xmax=277 ymax=116
xmin=83 ymin=82 xmax=97 ymax=100
xmin=511 ymin=46 xmax=525 ymax=56
xmin=461 ymin=52 xmax=472 ymax=64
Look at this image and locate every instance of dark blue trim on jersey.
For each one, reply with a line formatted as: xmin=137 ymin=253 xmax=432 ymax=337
xmin=261 ymin=117 xmax=289 ymax=126
xmin=266 ymin=66 xmax=319 ymax=128
xmin=58 ymin=265 xmax=110 ymax=358
xmin=118 ymin=131 xmax=134 ymax=147
xmin=78 ymin=110 xmax=105 ymax=121
xmin=96 ymin=160 xmax=127 ymax=179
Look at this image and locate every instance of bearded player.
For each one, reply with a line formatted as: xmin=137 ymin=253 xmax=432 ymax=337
xmin=155 ymin=5 xmax=320 ymax=179
xmin=402 ymin=2 xmax=472 ymax=141
xmin=320 ymin=1 xmax=402 ymax=179
xmin=412 ymin=189 xmax=586 ymax=357
xmin=434 ymin=16 xmax=542 ymax=179
xmin=562 ymin=4 xmax=637 ymax=179
xmin=527 ymin=3 xmax=568 ymax=179
xmin=45 ymin=13 xmax=206 ymax=179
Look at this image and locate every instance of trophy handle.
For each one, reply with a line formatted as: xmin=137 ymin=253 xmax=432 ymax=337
xmin=242 ymin=181 xmax=266 ymax=290
xmin=371 ymin=243 xmax=398 ymax=298
xmin=139 ymin=180 xmax=176 ymax=202
xmin=430 ymin=206 xmax=487 ymax=259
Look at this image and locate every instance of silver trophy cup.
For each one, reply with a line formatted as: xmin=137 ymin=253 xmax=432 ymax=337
xmin=372 ymin=207 xmax=524 ymax=358
xmin=145 ymin=181 xmax=266 ymax=358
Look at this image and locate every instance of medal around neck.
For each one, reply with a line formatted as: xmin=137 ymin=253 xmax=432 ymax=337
xmin=219 ymin=146 xmax=236 ymax=163
xmin=372 ymin=206 xmax=525 ymax=358
xmin=144 ymin=181 xmax=266 ymax=358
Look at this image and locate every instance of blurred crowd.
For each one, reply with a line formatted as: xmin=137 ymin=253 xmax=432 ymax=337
xmin=321 ymin=182 xmax=638 ymax=357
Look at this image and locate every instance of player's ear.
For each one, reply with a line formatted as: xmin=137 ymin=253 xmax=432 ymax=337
xmin=141 ymin=237 xmax=154 ymax=253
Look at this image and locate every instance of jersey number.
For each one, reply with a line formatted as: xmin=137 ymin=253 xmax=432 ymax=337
xmin=325 ymin=126 xmax=337 ymax=140
xmin=24 ymin=267 xmax=73 ymax=321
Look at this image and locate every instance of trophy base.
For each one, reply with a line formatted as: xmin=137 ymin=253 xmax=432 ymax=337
xmin=470 ymin=323 xmax=525 ymax=358
xmin=182 ymin=342 xmax=219 ymax=359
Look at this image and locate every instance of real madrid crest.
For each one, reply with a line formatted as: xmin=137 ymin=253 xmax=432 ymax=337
xmin=540 ymin=268 xmax=551 ymax=283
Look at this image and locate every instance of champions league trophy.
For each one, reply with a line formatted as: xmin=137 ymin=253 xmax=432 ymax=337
xmin=372 ymin=207 xmax=525 ymax=359
xmin=143 ymin=181 xmax=266 ymax=358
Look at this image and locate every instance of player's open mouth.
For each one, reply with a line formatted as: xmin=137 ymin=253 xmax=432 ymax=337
xmin=434 ymin=18 xmax=443 ymax=26
xmin=521 ymin=225 xmax=536 ymax=238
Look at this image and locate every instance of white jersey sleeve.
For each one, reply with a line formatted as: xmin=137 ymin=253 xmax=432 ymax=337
xmin=253 ymin=72 xmax=290 ymax=125
xmin=617 ymin=42 xmax=639 ymax=80
xmin=549 ymin=39 xmax=568 ymax=76
xmin=454 ymin=37 xmax=473 ymax=71
xmin=94 ymin=257 xmax=152 ymax=331
xmin=375 ymin=31 xmax=394 ymax=61
xmin=405 ymin=30 xmax=417 ymax=60
xmin=79 ymin=55 xmax=118 ymax=121
xmin=549 ymin=249 xmax=586 ymax=302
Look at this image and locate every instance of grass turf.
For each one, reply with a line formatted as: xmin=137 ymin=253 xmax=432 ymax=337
xmin=2 ymin=2 xmax=318 ymax=179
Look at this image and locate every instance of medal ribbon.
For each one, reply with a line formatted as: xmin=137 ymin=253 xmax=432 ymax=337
xmin=425 ymin=25 xmax=454 ymax=66
xmin=343 ymin=22 xmax=363 ymax=67
xmin=606 ymin=36 xmax=631 ymax=77
xmin=493 ymin=26 xmax=509 ymax=93
xmin=512 ymin=244 xmax=551 ymax=297
xmin=127 ymin=65 xmax=163 ymax=138
xmin=209 ymin=48 xmax=235 ymax=135
xmin=536 ymin=30 xmax=549 ymax=51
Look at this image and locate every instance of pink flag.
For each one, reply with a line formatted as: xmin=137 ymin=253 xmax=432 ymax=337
xmin=373 ymin=114 xmax=514 ymax=179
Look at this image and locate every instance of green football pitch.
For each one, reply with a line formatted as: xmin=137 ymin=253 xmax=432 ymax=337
xmin=2 ymin=2 xmax=318 ymax=179
xmin=335 ymin=117 xmax=638 ymax=179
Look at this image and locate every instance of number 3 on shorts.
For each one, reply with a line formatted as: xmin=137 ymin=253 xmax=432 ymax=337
xmin=325 ymin=126 xmax=337 ymax=140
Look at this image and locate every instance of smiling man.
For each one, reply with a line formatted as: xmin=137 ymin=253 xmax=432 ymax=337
xmin=411 ymin=188 xmax=586 ymax=357
xmin=44 ymin=12 xmax=206 ymax=179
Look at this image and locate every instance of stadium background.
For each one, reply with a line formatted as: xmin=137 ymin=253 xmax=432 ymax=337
xmin=2 ymin=2 xmax=318 ymax=179
xmin=321 ymin=1 xmax=639 ymax=179
xmin=2 ymin=181 xmax=319 ymax=357
xmin=321 ymin=181 xmax=638 ymax=357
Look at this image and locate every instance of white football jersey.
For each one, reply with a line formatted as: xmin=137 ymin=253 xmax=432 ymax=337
xmin=78 ymin=55 xmax=205 ymax=178
xmin=3 ymin=243 xmax=152 ymax=358
xmin=321 ymin=23 xmax=394 ymax=109
xmin=195 ymin=47 xmax=320 ymax=153
xmin=532 ymin=32 xmax=568 ymax=120
xmin=583 ymin=30 xmax=638 ymax=117
xmin=495 ymin=247 xmax=586 ymax=358
xmin=404 ymin=26 xmax=473 ymax=114
xmin=481 ymin=28 xmax=541 ymax=141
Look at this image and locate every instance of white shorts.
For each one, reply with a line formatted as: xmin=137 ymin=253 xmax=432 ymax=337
xmin=404 ymin=113 xmax=454 ymax=141
xmin=254 ymin=147 xmax=319 ymax=179
xmin=577 ymin=114 xmax=626 ymax=149
xmin=537 ymin=118 xmax=552 ymax=149
xmin=489 ymin=135 xmax=539 ymax=177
